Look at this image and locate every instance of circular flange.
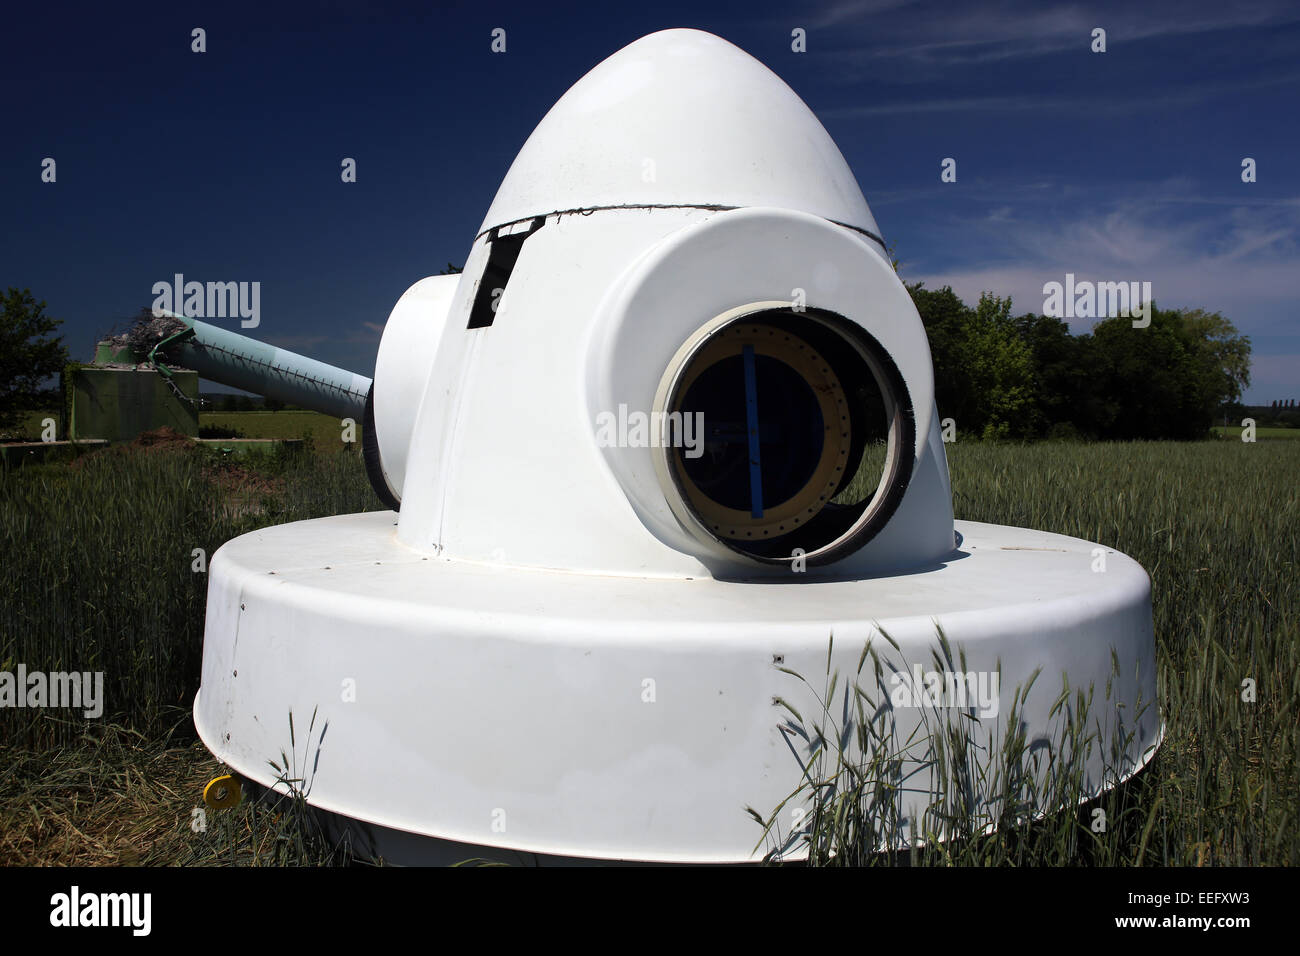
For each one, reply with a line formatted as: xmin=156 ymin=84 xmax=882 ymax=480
xmin=672 ymin=320 xmax=851 ymax=540
xmin=653 ymin=304 xmax=915 ymax=566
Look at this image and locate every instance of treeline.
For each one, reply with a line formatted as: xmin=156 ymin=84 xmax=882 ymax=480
xmin=907 ymin=284 xmax=1251 ymax=440
xmin=1248 ymin=402 xmax=1300 ymax=428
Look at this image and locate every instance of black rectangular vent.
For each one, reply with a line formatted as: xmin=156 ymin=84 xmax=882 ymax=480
xmin=467 ymin=217 xmax=545 ymax=329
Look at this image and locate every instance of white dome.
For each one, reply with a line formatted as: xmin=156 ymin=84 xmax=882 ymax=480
xmin=479 ymin=29 xmax=883 ymax=243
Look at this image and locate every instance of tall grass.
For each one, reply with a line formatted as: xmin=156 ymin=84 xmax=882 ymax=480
xmin=2 ymin=438 xmax=1295 ymax=865
xmin=754 ymin=630 xmax=1160 ymax=866
xmin=0 ymin=444 xmax=382 ymax=748
xmin=1 ymin=443 xmax=384 ymax=864
xmin=759 ymin=440 xmax=1298 ymax=865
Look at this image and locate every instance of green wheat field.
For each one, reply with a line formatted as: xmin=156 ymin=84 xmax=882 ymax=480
xmin=1 ymin=431 xmax=1296 ymax=865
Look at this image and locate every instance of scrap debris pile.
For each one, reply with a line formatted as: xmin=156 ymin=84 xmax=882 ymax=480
xmin=103 ymin=311 xmax=190 ymax=369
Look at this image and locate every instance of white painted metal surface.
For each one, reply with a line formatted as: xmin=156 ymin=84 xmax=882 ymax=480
xmin=372 ymin=274 xmax=459 ymax=503
xmin=479 ymin=29 xmax=884 ymax=248
xmin=195 ymin=515 xmax=1160 ymax=863
xmin=195 ymin=27 xmax=1162 ymax=864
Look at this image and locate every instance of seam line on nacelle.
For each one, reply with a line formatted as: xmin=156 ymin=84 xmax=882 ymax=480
xmin=476 ymin=204 xmax=887 ymax=251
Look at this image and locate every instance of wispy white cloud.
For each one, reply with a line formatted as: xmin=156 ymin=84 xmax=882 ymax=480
xmin=903 ymin=196 xmax=1300 ymax=398
xmin=809 ymin=0 xmax=1300 ymax=72
xmin=820 ymin=69 xmax=1300 ymax=117
xmin=806 ymin=0 xmax=922 ymax=30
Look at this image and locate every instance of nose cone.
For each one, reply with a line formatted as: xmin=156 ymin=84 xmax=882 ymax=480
xmin=480 ymin=29 xmax=882 ymax=241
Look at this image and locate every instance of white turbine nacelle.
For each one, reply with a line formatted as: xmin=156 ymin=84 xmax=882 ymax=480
xmin=367 ymin=28 xmax=953 ymax=578
xmin=196 ymin=29 xmax=1161 ymax=865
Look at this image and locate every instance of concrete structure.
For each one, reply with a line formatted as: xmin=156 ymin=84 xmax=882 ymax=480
xmin=67 ymin=359 xmax=199 ymax=442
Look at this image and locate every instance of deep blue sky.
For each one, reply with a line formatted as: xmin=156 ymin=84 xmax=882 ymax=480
xmin=4 ymin=0 xmax=1297 ymax=403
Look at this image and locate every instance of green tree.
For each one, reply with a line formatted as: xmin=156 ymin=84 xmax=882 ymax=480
xmin=906 ymin=281 xmax=967 ymax=423
xmin=1178 ymin=308 xmax=1251 ymax=405
xmin=962 ymin=293 xmax=1037 ymax=439
xmin=908 ymin=282 xmax=1250 ymax=441
xmin=0 ymin=288 xmax=69 ymax=433
xmin=1013 ymin=313 xmax=1114 ymax=439
xmin=1090 ymin=305 xmax=1250 ymax=439
xmin=907 ymin=284 xmax=1035 ymax=438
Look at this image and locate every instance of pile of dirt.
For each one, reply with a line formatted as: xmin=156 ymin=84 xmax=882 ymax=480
xmin=69 ymin=428 xmax=197 ymax=470
xmin=68 ymin=429 xmax=285 ymax=505
xmin=206 ymin=457 xmax=284 ymax=500
xmin=131 ymin=426 xmax=197 ymax=451
xmin=130 ymin=429 xmax=284 ymax=497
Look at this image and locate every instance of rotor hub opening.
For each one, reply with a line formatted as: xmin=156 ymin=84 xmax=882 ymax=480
xmin=656 ymin=307 xmax=914 ymax=566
